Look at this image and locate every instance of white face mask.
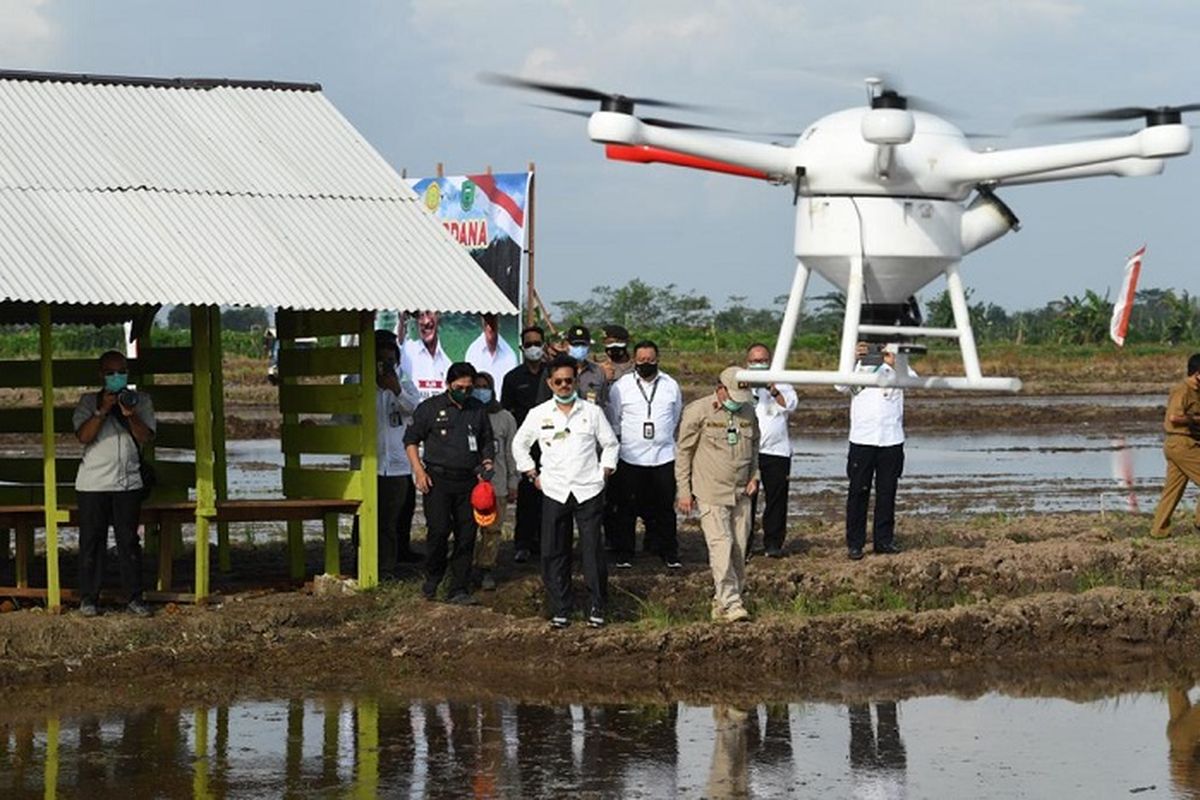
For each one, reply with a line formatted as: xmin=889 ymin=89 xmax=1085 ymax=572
xmin=523 ymin=345 xmax=544 ymax=362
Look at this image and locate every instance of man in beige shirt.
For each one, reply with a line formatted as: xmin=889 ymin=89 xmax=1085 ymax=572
xmin=1151 ymin=353 xmax=1200 ymax=537
xmin=676 ymin=366 xmax=760 ymax=622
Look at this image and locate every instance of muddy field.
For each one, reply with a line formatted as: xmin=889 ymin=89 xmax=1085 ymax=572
xmin=4 ymin=510 xmax=1200 ymax=710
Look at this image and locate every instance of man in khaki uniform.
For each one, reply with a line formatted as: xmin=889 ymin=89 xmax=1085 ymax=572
xmin=1150 ymin=353 xmax=1200 ymax=537
xmin=676 ymin=366 xmax=760 ymax=622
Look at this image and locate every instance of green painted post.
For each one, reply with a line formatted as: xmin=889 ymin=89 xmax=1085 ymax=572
xmin=208 ymin=306 xmax=231 ymax=574
xmin=191 ymin=306 xmax=215 ymax=602
xmin=193 ymin=707 xmax=211 ymax=800
xmin=278 ymin=314 xmax=305 ymax=580
xmin=39 ymin=304 xmax=61 ymax=611
xmin=323 ymin=512 xmax=340 ymax=575
xmin=354 ymin=698 xmax=379 ymax=799
xmin=357 ymin=311 xmax=378 ymax=589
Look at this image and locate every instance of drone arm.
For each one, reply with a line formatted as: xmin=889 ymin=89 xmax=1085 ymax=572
xmin=940 ymin=126 xmax=1189 ymax=185
xmin=995 ymin=157 xmax=1164 ymax=187
xmin=588 ymin=111 xmax=796 ymax=179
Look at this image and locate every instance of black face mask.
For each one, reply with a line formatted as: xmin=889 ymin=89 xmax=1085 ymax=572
xmin=606 ymin=347 xmax=629 ymax=363
xmin=635 ymin=362 xmax=658 ymax=380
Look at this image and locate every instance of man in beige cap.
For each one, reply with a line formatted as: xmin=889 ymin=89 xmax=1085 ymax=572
xmin=675 ymin=366 xmax=761 ymax=622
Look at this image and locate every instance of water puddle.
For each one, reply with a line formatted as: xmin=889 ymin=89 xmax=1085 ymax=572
xmin=1 ymin=687 xmax=1194 ymax=797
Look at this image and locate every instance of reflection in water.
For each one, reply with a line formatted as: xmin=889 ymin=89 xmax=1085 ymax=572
xmin=2 ymin=689 xmax=1198 ymax=797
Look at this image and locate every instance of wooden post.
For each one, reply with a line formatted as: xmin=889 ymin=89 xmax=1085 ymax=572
xmin=209 ymin=306 xmax=231 ymax=574
xmin=357 ymin=311 xmax=378 ymax=588
xmin=39 ymin=303 xmax=62 ymax=610
xmin=525 ymin=163 xmax=537 ymax=327
xmin=323 ymin=512 xmax=340 ymax=576
xmin=436 ymin=162 xmax=444 ymax=178
xmin=280 ymin=318 xmax=304 ymax=580
xmin=191 ymin=306 xmax=215 ymax=602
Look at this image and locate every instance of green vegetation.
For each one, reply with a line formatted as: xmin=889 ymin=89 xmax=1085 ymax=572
xmin=0 ymin=324 xmax=267 ymax=359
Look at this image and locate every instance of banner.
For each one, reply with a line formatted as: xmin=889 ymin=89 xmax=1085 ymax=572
xmin=1109 ymin=245 xmax=1145 ymax=347
xmin=399 ymin=172 xmax=531 ymax=399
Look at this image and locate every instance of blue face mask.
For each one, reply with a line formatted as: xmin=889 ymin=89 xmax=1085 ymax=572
xmin=554 ymin=390 xmax=578 ymax=405
xmin=475 ymin=388 xmax=493 ymax=405
xmin=722 ymin=398 xmax=744 ymax=413
xmin=568 ymin=344 xmax=589 ymax=361
xmin=104 ymin=372 xmax=128 ymax=393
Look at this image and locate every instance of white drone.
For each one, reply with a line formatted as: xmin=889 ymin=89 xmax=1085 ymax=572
xmin=489 ymin=74 xmax=1194 ymax=391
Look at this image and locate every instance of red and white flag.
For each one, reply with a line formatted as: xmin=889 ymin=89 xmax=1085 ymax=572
xmin=1109 ymin=245 xmax=1145 ymax=347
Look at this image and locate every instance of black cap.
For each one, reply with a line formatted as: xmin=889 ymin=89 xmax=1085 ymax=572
xmin=602 ymin=324 xmax=630 ymax=342
xmin=567 ymin=325 xmax=591 ymax=345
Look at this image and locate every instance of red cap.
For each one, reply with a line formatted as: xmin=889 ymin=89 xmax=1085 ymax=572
xmin=471 ymin=480 xmax=497 ymax=527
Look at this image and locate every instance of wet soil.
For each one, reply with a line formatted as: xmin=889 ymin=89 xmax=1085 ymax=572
xmin=4 ymin=512 xmax=1200 ymax=709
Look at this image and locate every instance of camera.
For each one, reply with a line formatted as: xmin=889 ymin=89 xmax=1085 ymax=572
xmin=118 ymin=388 xmax=139 ymax=407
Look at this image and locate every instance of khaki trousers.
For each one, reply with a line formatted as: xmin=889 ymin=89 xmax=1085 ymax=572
xmin=473 ymin=497 xmax=508 ymax=569
xmin=699 ymin=496 xmax=752 ymax=612
xmin=1151 ymin=437 xmax=1200 ymax=536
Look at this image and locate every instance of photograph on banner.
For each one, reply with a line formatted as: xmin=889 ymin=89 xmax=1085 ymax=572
xmin=397 ymin=172 xmax=530 ymax=400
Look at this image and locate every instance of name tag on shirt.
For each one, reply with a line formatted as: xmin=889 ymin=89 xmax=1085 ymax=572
xmin=467 ymin=434 xmax=478 ymax=452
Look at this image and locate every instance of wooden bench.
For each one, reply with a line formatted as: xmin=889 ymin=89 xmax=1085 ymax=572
xmin=0 ymin=498 xmax=360 ymax=603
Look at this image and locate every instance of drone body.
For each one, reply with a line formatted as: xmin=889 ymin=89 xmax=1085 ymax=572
xmin=494 ymin=75 xmax=1194 ymax=391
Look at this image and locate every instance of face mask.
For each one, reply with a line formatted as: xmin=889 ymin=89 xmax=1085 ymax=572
xmin=722 ymin=398 xmax=744 ymax=413
xmin=554 ymin=390 xmax=578 ymax=405
xmin=104 ymin=372 xmax=128 ymax=393
xmin=568 ymin=344 xmax=589 ymax=361
xmin=449 ymin=387 xmax=472 ymax=405
xmin=523 ymin=345 xmax=544 ymax=362
xmin=747 ymin=361 xmax=770 ymax=370
xmin=474 ymin=388 xmax=493 ymax=405
xmin=635 ymin=362 xmax=658 ymax=380
xmin=606 ymin=345 xmax=628 ymax=362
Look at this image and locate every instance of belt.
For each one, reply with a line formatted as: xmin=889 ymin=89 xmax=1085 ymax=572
xmin=425 ymin=463 xmax=476 ymax=480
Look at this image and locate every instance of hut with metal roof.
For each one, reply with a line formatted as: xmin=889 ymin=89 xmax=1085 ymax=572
xmin=0 ymin=69 xmax=516 ymax=609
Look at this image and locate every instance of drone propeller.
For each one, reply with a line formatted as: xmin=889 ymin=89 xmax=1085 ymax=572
xmin=481 ymin=72 xmax=705 ymax=113
xmin=1020 ymin=103 xmax=1200 ymax=127
xmin=527 ymin=103 xmax=799 ymax=138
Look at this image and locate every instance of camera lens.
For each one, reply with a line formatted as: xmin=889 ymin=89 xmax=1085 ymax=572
xmin=118 ymin=389 xmax=139 ymax=407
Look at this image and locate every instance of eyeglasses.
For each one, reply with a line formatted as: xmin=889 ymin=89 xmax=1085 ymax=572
xmin=102 ymin=370 xmax=127 ymax=377
xmin=523 ymin=341 xmax=543 ymax=348
xmin=550 ymin=377 xmax=575 ymax=387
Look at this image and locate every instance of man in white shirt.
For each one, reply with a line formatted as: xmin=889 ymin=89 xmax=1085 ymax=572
xmin=513 ymin=354 xmax=619 ymax=629
xmin=373 ymin=330 xmax=423 ymax=576
xmin=840 ymin=342 xmax=909 ymax=560
xmin=464 ymin=313 xmax=518 ymax=401
xmin=605 ymin=340 xmax=684 ymax=569
xmin=401 ymin=310 xmax=452 ymax=399
xmin=746 ymin=343 xmax=798 ymax=559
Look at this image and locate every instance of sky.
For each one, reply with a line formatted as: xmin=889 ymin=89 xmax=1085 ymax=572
xmin=3 ymin=0 xmax=1199 ymax=317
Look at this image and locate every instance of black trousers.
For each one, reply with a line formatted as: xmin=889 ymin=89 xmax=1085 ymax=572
xmin=514 ymin=451 xmax=543 ymax=555
xmin=397 ymin=474 xmax=416 ymax=553
xmin=422 ymin=473 xmax=477 ymax=598
xmin=608 ymin=461 xmax=678 ymax=561
xmin=376 ymin=475 xmax=412 ymax=577
xmin=542 ymin=491 xmax=607 ymax=617
xmin=845 ymin=443 xmax=905 ymax=551
xmin=751 ymin=453 xmax=791 ymax=551
xmin=76 ymin=490 xmax=144 ymax=603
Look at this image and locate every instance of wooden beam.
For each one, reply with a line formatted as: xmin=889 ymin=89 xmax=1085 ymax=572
xmin=39 ymin=303 xmax=61 ymax=609
xmin=357 ymin=311 xmax=378 ymax=589
xmin=191 ymin=306 xmax=214 ymax=601
xmin=210 ymin=305 xmax=231 ymax=574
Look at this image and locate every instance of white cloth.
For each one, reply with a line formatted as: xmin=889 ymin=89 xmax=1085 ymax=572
xmin=752 ymin=382 xmax=797 ymax=458
xmin=376 ymin=384 xmax=420 ymax=476
xmin=72 ymin=391 xmax=157 ymax=492
xmin=845 ymin=362 xmax=909 ymax=447
xmin=401 ymin=338 xmax=452 ymax=399
xmin=512 ymin=397 xmax=619 ymax=504
xmin=464 ymin=334 xmax=519 ymax=400
xmin=607 ymin=371 xmax=683 ymax=467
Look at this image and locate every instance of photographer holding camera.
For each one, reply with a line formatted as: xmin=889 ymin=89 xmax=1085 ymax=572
xmin=72 ymin=350 xmax=156 ymax=617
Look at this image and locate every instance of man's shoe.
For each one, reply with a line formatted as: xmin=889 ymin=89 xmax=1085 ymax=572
xmin=724 ymin=605 xmax=751 ymax=623
xmin=447 ymin=592 xmax=480 ymax=606
xmin=79 ymin=600 xmax=99 ymax=618
xmin=665 ymin=559 xmax=682 ymax=570
xmin=874 ymin=543 xmax=902 ymax=555
xmin=480 ymin=572 xmax=497 ymax=591
xmin=615 ymin=560 xmax=633 ymax=570
xmin=550 ymin=615 xmax=570 ymax=629
xmin=587 ymin=610 xmax=605 ymax=629
xmin=765 ymin=547 xmax=783 ymax=559
xmin=127 ymin=599 xmax=152 ymax=618
xmin=513 ymin=548 xmax=530 ymax=564
xmin=396 ymin=549 xmax=424 ymax=564
xmin=848 ymin=548 xmax=865 ymax=561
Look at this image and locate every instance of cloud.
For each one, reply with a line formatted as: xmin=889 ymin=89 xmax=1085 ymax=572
xmin=0 ymin=0 xmax=59 ymax=64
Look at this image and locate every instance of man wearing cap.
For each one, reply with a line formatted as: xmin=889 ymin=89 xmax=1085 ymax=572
xmin=839 ymin=342 xmax=910 ymax=560
xmin=599 ymin=324 xmax=635 ymax=383
xmin=502 ymin=325 xmax=553 ymax=563
xmin=607 ymin=340 xmax=684 ymax=569
xmin=675 ymin=367 xmax=761 ymax=623
xmin=465 ymin=313 xmax=518 ymax=402
xmin=564 ymin=325 xmax=608 ymax=409
xmin=745 ymin=343 xmax=799 ymax=559
xmin=405 ymin=362 xmax=495 ymax=604
xmin=1149 ymin=353 xmax=1200 ymax=538
xmin=513 ymin=354 xmax=619 ymax=629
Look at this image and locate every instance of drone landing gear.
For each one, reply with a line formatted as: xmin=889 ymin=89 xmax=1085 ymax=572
xmin=743 ymin=259 xmax=1022 ymax=392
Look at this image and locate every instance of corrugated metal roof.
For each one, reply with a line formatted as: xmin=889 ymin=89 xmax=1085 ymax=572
xmin=0 ymin=70 xmax=517 ymax=314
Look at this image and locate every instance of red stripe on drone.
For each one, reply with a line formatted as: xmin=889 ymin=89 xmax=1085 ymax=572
xmin=604 ymin=145 xmax=769 ymax=180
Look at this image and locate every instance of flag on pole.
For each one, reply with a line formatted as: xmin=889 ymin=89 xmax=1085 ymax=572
xmin=1109 ymin=245 xmax=1145 ymax=347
